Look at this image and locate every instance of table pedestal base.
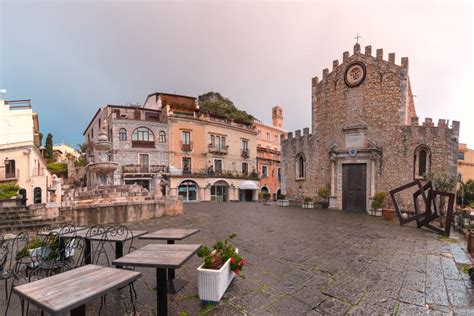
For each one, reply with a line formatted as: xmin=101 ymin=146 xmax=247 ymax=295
xmin=167 ymin=278 xmax=188 ymax=294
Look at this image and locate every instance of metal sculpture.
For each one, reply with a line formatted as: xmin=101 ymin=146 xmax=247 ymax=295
xmin=389 ymin=180 xmax=455 ymax=236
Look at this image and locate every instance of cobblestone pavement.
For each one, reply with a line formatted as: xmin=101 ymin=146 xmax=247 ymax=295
xmin=2 ymin=203 xmax=473 ymax=315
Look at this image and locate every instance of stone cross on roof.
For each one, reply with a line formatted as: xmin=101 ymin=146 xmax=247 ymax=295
xmin=355 ymin=33 xmax=361 ymax=44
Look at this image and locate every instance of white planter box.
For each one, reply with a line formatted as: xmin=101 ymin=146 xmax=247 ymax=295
xmin=28 ymin=247 xmax=50 ymax=268
xmin=302 ymin=202 xmax=314 ymax=209
xmin=197 ymin=249 xmax=238 ymax=304
xmin=277 ymin=200 xmax=289 ymax=207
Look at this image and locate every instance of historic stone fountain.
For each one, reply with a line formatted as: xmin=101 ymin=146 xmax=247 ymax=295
xmin=85 ymin=120 xmax=118 ymax=187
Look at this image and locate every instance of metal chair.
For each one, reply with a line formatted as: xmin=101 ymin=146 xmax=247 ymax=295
xmin=85 ymin=225 xmax=108 ymax=266
xmin=2 ymin=232 xmax=29 ymax=315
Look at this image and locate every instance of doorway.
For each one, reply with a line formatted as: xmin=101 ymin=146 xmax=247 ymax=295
xmin=342 ymin=164 xmax=367 ymax=212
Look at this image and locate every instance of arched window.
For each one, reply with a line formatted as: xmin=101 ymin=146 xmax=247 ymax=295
xmin=132 ymin=127 xmax=154 ymax=142
xmin=296 ymin=153 xmax=305 ymax=179
xmin=33 ymin=187 xmax=42 ymax=204
xmin=414 ymin=145 xmax=431 ymax=179
xmin=159 ymin=131 xmax=166 ymax=143
xmin=119 ymin=128 xmax=127 ymax=141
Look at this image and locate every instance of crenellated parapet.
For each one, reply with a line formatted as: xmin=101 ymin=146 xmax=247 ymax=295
xmin=312 ymin=43 xmax=410 ymax=93
xmin=281 ymin=127 xmax=314 ymax=147
xmin=408 ymin=117 xmax=460 ymax=136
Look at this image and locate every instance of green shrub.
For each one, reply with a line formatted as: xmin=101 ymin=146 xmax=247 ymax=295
xmin=371 ymin=192 xmax=387 ymax=209
xmin=0 ymin=183 xmax=20 ymax=199
xmin=318 ymin=187 xmax=330 ymax=200
xmin=303 ymin=197 xmax=312 ymax=203
xmin=278 ymin=194 xmax=286 ymax=200
xmin=47 ymin=162 xmax=67 ymax=172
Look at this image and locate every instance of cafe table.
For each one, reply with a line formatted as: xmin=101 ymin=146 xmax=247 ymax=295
xmin=139 ymin=228 xmax=200 ymax=292
xmin=13 ymin=264 xmax=141 ymax=316
xmin=112 ymin=243 xmax=201 ymax=316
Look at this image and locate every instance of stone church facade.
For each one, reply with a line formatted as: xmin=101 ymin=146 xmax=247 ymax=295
xmin=281 ymin=43 xmax=459 ymax=212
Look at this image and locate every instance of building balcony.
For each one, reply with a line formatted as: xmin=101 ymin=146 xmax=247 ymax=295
xmin=131 ymin=140 xmax=155 ymax=148
xmin=241 ymin=149 xmax=250 ymax=159
xmin=208 ymin=145 xmax=228 ymax=155
xmin=171 ymin=168 xmax=259 ymax=180
xmin=181 ymin=142 xmax=193 ymax=152
xmin=122 ymin=164 xmax=168 ymax=174
xmin=0 ymin=169 xmax=20 ymax=182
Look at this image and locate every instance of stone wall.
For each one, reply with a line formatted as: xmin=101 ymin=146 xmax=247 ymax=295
xmin=60 ymin=197 xmax=183 ymax=226
xmin=281 ymin=43 xmax=459 ymax=210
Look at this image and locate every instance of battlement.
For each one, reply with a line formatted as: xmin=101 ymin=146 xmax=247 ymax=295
xmin=316 ymin=43 xmax=409 ymax=82
xmin=281 ymin=127 xmax=313 ymax=142
xmin=409 ymin=117 xmax=460 ymax=135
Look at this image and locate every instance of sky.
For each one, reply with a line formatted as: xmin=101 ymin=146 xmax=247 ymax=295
xmin=0 ymin=0 xmax=473 ymax=147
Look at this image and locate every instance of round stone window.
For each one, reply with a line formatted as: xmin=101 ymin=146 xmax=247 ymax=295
xmin=344 ymin=62 xmax=366 ymax=87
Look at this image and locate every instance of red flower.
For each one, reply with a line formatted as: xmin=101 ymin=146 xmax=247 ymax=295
xmin=235 ymin=269 xmax=240 ymax=275
xmin=241 ymin=258 xmax=246 ymax=265
xmin=230 ymin=257 xmax=236 ymax=264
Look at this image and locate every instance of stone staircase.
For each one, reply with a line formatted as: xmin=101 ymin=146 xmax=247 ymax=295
xmin=0 ymin=206 xmax=68 ymax=233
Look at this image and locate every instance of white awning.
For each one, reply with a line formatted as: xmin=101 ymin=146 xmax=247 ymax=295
xmin=239 ymin=180 xmax=259 ymax=190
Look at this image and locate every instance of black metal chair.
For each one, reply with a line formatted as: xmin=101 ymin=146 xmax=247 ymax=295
xmin=85 ymin=225 xmax=108 ymax=266
xmin=2 ymin=232 xmax=29 ymax=315
xmin=100 ymin=225 xmax=138 ymax=315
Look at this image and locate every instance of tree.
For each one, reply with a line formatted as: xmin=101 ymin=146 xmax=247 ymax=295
xmin=45 ymin=133 xmax=54 ymax=160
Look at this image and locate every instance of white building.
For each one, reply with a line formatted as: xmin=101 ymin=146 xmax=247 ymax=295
xmin=0 ymin=99 xmax=52 ymax=205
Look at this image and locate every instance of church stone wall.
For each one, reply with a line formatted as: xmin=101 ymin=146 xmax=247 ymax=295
xmin=282 ymin=43 xmax=459 ymax=210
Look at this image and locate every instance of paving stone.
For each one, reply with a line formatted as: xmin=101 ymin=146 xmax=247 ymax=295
xmin=314 ymin=297 xmax=351 ymax=315
xmin=399 ymin=288 xmax=426 ymax=307
xmin=2 ymin=203 xmax=472 ymax=316
xmin=266 ymin=295 xmax=314 ymax=314
xmin=291 ymin=286 xmax=327 ymax=307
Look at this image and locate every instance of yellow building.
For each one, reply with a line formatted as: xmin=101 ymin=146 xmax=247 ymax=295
xmin=458 ymin=143 xmax=474 ymax=182
xmin=144 ymin=93 xmax=259 ymax=202
xmin=0 ymin=99 xmax=52 ymax=205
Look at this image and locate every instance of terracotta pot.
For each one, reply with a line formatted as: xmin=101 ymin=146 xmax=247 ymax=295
xmin=382 ymin=208 xmax=396 ymax=221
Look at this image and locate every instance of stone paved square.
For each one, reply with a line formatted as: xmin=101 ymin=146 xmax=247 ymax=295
xmin=2 ymin=203 xmax=473 ymax=315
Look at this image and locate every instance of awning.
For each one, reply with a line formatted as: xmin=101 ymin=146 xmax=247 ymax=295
xmin=239 ymin=180 xmax=259 ymax=190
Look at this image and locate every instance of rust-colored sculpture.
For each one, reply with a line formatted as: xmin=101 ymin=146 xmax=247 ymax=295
xmin=389 ymin=180 xmax=455 ymax=236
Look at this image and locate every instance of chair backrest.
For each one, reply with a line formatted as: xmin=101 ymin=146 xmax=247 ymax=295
xmin=63 ymin=236 xmax=86 ymax=270
xmin=1 ymin=232 xmax=29 ymax=278
xmin=106 ymin=225 xmax=134 ymax=254
xmin=59 ymin=224 xmax=77 ymax=237
xmin=85 ymin=225 xmax=108 ymax=265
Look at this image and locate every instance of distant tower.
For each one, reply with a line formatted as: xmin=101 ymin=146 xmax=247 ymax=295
xmin=272 ymin=106 xmax=283 ymax=128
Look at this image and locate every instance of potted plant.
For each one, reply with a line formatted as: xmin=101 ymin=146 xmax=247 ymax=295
xmin=260 ymin=192 xmax=271 ymax=205
xmin=371 ymin=192 xmax=387 ymax=217
xmin=16 ymin=237 xmax=49 ymax=268
xmin=382 ymin=197 xmax=396 ymax=221
xmin=197 ymin=233 xmax=246 ymax=304
xmin=318 ymin=187 xmax=330 ymax=208
xmin=302 ymin=197 xmax=314 ymax=209
xmin=277 ymin=194 xmax=289 ymax=207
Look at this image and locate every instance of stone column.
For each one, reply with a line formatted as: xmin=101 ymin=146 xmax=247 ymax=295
xmin=330 ymin=161 xmax=336 ymax=196
xmin=370 ymin=159 xmax=376 ymax=197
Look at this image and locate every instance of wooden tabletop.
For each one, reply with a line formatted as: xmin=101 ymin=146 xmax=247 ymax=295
xmin=13 ymin=264 xmax=141 ymax=315
xmin=112 ymin=244 xmax=201 ymax=268
xmin=139 ymin=228 xmax=200 ymax=241
xmin=86 ymin=230 xmax=147 ymax=242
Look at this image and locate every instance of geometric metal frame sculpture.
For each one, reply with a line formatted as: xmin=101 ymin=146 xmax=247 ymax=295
xmin=389 ymin=180 xmax=455 ymax=236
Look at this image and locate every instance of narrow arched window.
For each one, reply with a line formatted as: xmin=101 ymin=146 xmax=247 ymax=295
xmin=119 ymin=128 xmax=127 ymax=141
xmin=296 ymin=153 xmax=305 ymax=179
xmin=132 ymin=127 xmax=154 ymax=142
xmin=414 ymin=145 xmax=431 ymax=178
xmin=159 ymin=131 xmax=166 ymax=143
